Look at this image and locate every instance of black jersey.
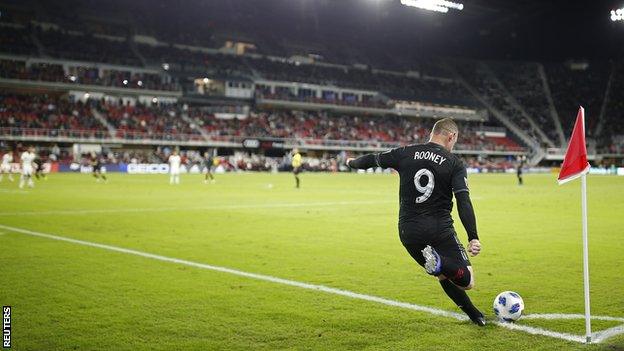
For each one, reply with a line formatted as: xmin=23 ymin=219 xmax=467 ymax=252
xmin=203 ymin=156 xmax=213 ymax=168
xmin=377 ymin=142 xmax=469 ymax=223
xmin=91 ymin=157 xmax=102 ymax=168
xmin=33 ymin=158 xmax=44 ymax=171
xmin=517 ymin=160 xmax=525 ymax=175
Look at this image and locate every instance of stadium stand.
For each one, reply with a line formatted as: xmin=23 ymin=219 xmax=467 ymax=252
xmin=138 ymin=44 xmax=252 ymax=77
xmin=452 ymin=60 xmax=551 ymax=148
xmin=544 ymin=62 xmax=610 ymax=136
xmin=0 ymin=24 xmax=39 ymax=56
xmin=0 ymin=93 xmax=521 ymax=152
xmin=37 ymin=28 xmax=142 ymax=66
xmin=0 ymin=94 xmax=109 ymax=139
xmin=0 ymin=4 xmax=622 ymax=161
xmin=0 ymin=58 xmax=178 ymax=91
xmin=488 ymin=61 xmax=562 ymax=146
xmin=97 ymin=102 xmax=202 ymax=141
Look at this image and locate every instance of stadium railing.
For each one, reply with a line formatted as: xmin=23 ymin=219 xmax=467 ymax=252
xmin=0 ymin=127 xmax=528 ymax=154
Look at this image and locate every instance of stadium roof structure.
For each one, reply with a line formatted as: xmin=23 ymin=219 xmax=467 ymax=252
xmin=1 ymin=0 xmax=622 ymax=63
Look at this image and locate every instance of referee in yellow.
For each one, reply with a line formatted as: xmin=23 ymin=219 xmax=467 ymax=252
xmin=291 ymin=148 xmax=302 ymax=188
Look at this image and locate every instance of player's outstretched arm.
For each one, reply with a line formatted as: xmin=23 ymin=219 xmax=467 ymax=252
xmin=455 ymin=191 xmax=481 ymax=256
xmin=346 ymin=154 xmax=378 ymax=169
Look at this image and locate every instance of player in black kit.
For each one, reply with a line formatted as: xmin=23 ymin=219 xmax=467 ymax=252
xmin=346 ymin=118 xmax=485 ymax=326
xmin=33 ymin=156 xmax=47 ymax=180
xmin=203 ymin=151 xmax=215 ymax=184
xmin=517 ymin=155 xmax=525 ymax=186
xmin=91 ymin=152 xmax=107 ymax=183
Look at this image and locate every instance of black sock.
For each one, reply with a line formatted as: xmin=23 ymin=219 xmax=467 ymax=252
xmin=295 ymin=176 xmax=300 ymax=188
xmin=439 ymin=256 xmax=471 ymax=288
xmin=439 ymin=279 xmax=479 ymax=315
xmin=101 ymin=174 xmax=107 ymax=180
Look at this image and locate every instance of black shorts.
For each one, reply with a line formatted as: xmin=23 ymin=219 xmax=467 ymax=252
xmin=400 ymin=220 xmax=471 ymax=268
xmin=93 ymin=165 xmax=101 ymax=172
xmin=293 ymin=167 xmax=301 ymax=175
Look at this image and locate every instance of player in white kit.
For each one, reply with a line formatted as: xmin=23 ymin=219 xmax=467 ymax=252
xmin=0 ymin=149 xmax=14 ymax=182
xmin=19 ymin=146 xmax=36 ymax=189
xmin=168 ymin=150 xmax=182 ymax=185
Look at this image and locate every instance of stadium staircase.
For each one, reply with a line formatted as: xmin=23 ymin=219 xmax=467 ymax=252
xmin=90 ymin=109 xmax=117 ymax=138
xmin=536 ymin=64 xmax=566 ymax=147
xmin=594 ymin=63 xmax=615 ymax=138
xmin=528 ymin=147 xmax=547 ymax=166
xmin=241 ymin=57 xmax=262 ymax=79
xmin=30 ymin=31 xmax=47 ymax=58
xmin=129 ymin=38 xmax=148 ymax=67
xmin=180 ymin=113 xmax=212 ymax=141
xmin=481 ymin=63 xmax=556 ymax=148
xmin=451 ymin=67 xmax=544 ymax=164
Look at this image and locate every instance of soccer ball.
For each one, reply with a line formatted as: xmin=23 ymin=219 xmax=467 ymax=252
xmin=493 ymin=291 xmax=524 ymax=322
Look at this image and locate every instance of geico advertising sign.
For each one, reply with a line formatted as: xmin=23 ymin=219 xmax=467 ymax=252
xmin=127 ymin=163 xmax=170 ymax=174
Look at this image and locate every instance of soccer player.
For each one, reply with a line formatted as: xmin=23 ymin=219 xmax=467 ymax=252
xmin=291 ymin=148 xmax=302 ymax=188
xmin=203 ymin=151 xmax=215 ymax=184
xmin=33 ymin=156 xmax=47 ymax=180
xmin=19 ymin=146 xmax=36 ymax=189
xmin=0 ymin=149 xmax=14 ymax=182
xmin=346 ymin=118 xmax=485 ymax=326
xmin=516 ymin=155 xmax=525 ymax=186
xmin=91 ymin=152 xmax=107 ymax=183
xmin=168 ymin=150 xmax=182 ymax=185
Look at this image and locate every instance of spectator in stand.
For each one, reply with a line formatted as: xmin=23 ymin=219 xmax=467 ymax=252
xmin=0 ymin=59 xmax=178 ymax=91
xmin=0 ymin=94 xmax=104 ymax=133
xmin=1 ymin=93 xmax=523 ymax=152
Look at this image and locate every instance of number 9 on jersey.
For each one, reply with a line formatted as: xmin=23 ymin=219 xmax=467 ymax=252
xmin=414 ymin=168 xmax=435 ymax=203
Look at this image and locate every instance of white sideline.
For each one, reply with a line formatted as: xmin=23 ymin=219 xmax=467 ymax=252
xmin=0 ymin=200 xmax=395 ymax=217
xmin=1 ymin=223 xmax=622 ymax=345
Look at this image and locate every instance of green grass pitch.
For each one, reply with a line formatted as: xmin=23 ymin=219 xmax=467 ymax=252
xmin=0 ymin=172 xmax=623 ymax=350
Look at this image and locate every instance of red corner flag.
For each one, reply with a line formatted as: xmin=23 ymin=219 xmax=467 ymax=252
xmin=557 ymin=106 xmax=593 ymax=343
xmin=558 ymin=106 xmax=590 ymax=184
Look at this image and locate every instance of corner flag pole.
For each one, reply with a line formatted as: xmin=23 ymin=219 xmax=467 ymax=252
xmin=581 ymin=173 xmax=591 ymax=343
xmin=557 ymin=106 xmax=592 ymax=343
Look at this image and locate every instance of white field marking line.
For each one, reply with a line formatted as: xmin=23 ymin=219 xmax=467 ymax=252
xmin=592 ymin=325 xmax=624 ymax=343
xmin=0 ymin=189 xmax=29 ymax=194
xmin=2 ymin=223 xmax=622 ymax=345
xmin=0 ymin=200 xmax=396 ymax=217
xmin=491 ymin=321 xmax=585 ymax=343
xmin=523 ymin=313 xmax=624 ymax=323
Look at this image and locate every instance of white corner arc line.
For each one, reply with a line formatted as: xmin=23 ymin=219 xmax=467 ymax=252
xmin=592 ymin=325 xmax=624 ymax=343
xmin=523 ymin=313 xmax=624 ymax=323
xmin=2 ymin=223 xmax=623 ymax=345
xmin=492 ymin=321 xmax=585 ymax=343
